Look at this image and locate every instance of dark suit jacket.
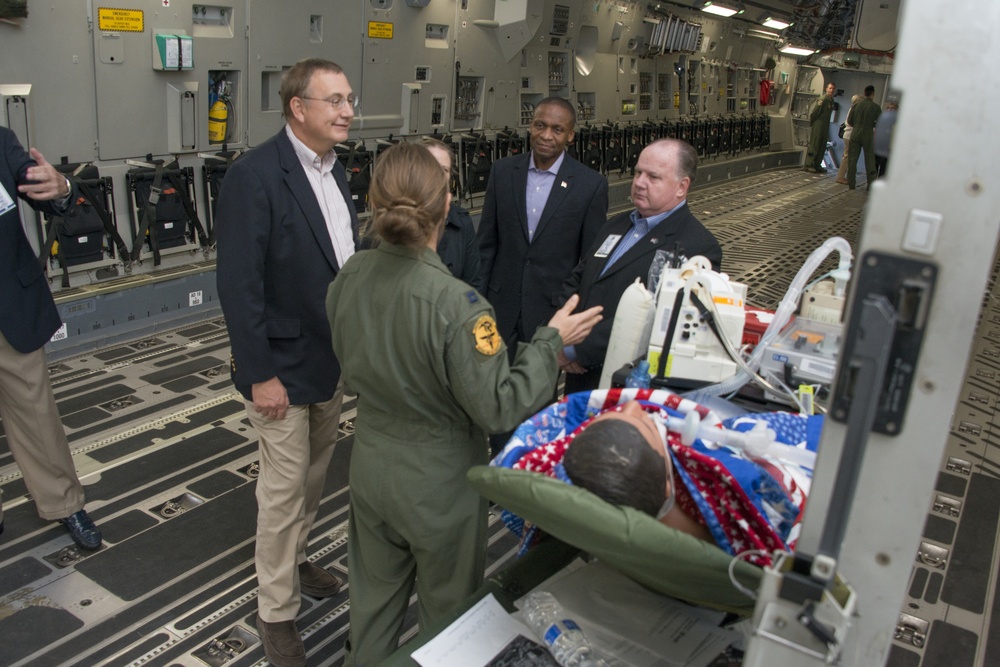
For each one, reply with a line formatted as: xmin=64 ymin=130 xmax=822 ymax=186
xmin=562 ymin=202 xmax=722 ymax=392
xmin=0 ymin=127 xmax=70 ymax=353
xmin=216 ymin=128 xmax=359 ymax=405
xmin=477 ymin=151 xmax=608 ymax=343
xmin=437 ymin=202 xmax=483 ymax=292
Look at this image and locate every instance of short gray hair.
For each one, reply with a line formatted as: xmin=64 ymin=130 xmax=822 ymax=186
xmin=645 ymin=138 xmax=697 ymax=183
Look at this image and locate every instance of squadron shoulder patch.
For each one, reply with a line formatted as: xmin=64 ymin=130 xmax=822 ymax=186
xmin=472 ymin=314 xmax=502 ymax=356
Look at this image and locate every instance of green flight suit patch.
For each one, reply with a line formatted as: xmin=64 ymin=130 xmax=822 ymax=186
xmin=472 ymin=314 xmax=502 ymax=356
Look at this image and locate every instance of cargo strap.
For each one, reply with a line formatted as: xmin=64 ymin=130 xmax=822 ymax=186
xmin=130 ymin=162 xmax=208 ymax=266
xmin=38 ymin=169 xmax=128 ymax=288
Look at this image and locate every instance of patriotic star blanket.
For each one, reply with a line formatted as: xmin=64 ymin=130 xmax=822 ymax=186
xmin=491 ymin=388 xmax=822 ymax=566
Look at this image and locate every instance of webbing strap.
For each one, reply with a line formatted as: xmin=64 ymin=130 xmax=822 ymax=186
xmin=37 ymin=215 xmax=69 ymax=287
xmin=130 ymin=161 xmax=166 ymax=265
xmin=163 ymin=168 xmax=208 ymax=248
xmin=77 ymin=180 xmax=130 ymax=261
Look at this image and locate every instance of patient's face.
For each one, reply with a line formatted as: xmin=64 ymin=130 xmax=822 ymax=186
xmin=592 ymin=401 xmax=666 ymax=458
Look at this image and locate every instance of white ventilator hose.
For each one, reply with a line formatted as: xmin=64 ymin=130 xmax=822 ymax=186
xmin=600 ymin=278 xmax=655 ymax=388
xmin=696 ymin=236 xmax=853 ymax=397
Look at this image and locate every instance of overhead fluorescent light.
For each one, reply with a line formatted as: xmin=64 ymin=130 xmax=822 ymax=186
xmin=762 ymin=17 xmax=792 ymax=30
xmin=701 ymin=2 xmax=744 ymax=18
xmin=780 ymin=44 xmax=817 ymax=56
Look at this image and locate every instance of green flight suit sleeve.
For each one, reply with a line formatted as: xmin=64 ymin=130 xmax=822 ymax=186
xmin=809 ymin=97 xmax=825 ymax=123
xmin=445 ymin=307 xmax=562 ymax=434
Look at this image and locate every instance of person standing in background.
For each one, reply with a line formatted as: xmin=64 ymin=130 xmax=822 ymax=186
xmin=805 ymin=82 xmax=836 ymax=173
xmin=873 ymin=102 xmax=898 ymax=179
xmin=477 ymin=98 xmax=609 ymax=352
xmin=421 ymin=138 xmax=483 ymax=291
xmin=477 ymin=97 xmax=609 ymax=453
xmin=846 ymin=85 xmax=882 ymax=190
xmin=836 ymin=94 xmax=863 ymax=185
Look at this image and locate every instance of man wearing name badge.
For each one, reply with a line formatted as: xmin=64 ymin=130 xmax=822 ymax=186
xmin=559 ymin=138 xmax=722 ymax=393
xmin=215 ymin=58 xmax=359 ymax=667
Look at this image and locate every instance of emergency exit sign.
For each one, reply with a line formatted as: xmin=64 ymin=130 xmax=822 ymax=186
xmin=367 ymin=21 xmax=394 ymax=39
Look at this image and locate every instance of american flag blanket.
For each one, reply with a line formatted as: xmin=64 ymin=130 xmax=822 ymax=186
xmin=491 ymin=388 xmax=822 ymax=566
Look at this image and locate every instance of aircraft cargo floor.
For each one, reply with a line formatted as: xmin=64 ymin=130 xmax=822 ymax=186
xmin=2 ymin=167 xmax=997 ymax=666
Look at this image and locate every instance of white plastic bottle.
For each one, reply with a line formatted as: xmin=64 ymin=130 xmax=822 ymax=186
xmin=521 ymin=591 xmax=608 ymax=667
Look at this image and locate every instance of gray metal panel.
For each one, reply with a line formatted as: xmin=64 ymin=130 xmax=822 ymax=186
xmin=0 ymin=1 xmax=98 ymax=161
xmin=855 ymin=0 xmax=901 ymax=52
xmin=245 ymin=0 xmax=364 ymax=146
xmin=92 ymin=0 xmax=248 ymax=159
xmin=47 ymin=264 xmax=221 ymax=358
xmin=358 ymin=0 xmax=456 ymax=137
xmin=452 ymin=0 xmax=520 ymax=132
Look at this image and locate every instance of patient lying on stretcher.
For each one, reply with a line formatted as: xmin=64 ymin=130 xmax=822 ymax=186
xmin=492 ymin=389 xmax=821 ymax=566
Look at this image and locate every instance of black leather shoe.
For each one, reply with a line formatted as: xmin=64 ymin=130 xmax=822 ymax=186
xmin=298 ymin=561 xmax=343 ymax=598
xmin=256 ymin=615 xmax=306 ymax=667
xmin=60 ymin=509 xmax=102 ymax=550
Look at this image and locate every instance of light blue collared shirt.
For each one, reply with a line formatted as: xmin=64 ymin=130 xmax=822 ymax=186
xmin=599 ymin=200 xmax=686 ymax=276
xmin=525 ymin=151 xmax=566 ymax=241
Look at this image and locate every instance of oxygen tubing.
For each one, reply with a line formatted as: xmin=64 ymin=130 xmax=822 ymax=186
xmin=691 ymin=236 xmax=853 ymax=398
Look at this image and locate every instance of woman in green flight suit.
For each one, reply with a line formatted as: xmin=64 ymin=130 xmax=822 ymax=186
xmin=326 ymin=142 xmax=602 ymax=666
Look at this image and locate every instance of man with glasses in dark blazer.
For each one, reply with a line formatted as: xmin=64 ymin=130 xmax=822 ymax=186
xmin=216 ymin=58 xmax=359 ymax=667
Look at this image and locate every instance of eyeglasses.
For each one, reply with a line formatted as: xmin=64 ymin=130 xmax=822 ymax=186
xmin=299 ymin=94 xmax=360 ymax=110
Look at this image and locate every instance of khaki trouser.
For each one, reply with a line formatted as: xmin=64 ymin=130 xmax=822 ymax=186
xmin=0 ymin=331 xmax=85 ymax=520
xmin=246 ymin=380 xmax=344 ymax=622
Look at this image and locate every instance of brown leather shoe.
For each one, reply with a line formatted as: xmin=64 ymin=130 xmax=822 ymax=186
xmin=256 ymin=615 xmax=306 ymax=667
xmin=298 ymin=561 xmax=343 ymax=598
xmin=836 ymin=178 xmax=848 ymax=184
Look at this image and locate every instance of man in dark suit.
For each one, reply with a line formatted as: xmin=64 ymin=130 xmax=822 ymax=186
xmin=561 ymin=138 xmax=722 ymax=393
xmin=477 ymin=97 xmax=609 ymax=350
xmin=215 ymin=58 xmax=359 ymax=667
xmin=0 ymin=127 xmax=102 ymax=550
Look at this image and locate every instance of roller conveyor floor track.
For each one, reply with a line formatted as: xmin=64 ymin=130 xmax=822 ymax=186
xmin=0 ymin=321 xmax=522 ymax=667
xmin=886 ymin=253 xmax=1000 ymax=667
xmin=0 ymin=167 xmax=994 ymax=666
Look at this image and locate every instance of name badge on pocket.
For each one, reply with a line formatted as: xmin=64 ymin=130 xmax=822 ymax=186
xmin=594 ymin=234 xmax=621 ymax=258
xmin=0 ymin=182 xmax=15 ymax=216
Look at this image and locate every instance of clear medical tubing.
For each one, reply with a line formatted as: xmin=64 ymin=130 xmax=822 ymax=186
xmin=697 ymin=236 xmax=853 ymax=398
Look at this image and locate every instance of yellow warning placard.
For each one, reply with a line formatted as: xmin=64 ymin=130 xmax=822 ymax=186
xmin=98 ymin=7 xmax=144 ymax=32
xmin=367 ymin=21 xmax=394 ymax=39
